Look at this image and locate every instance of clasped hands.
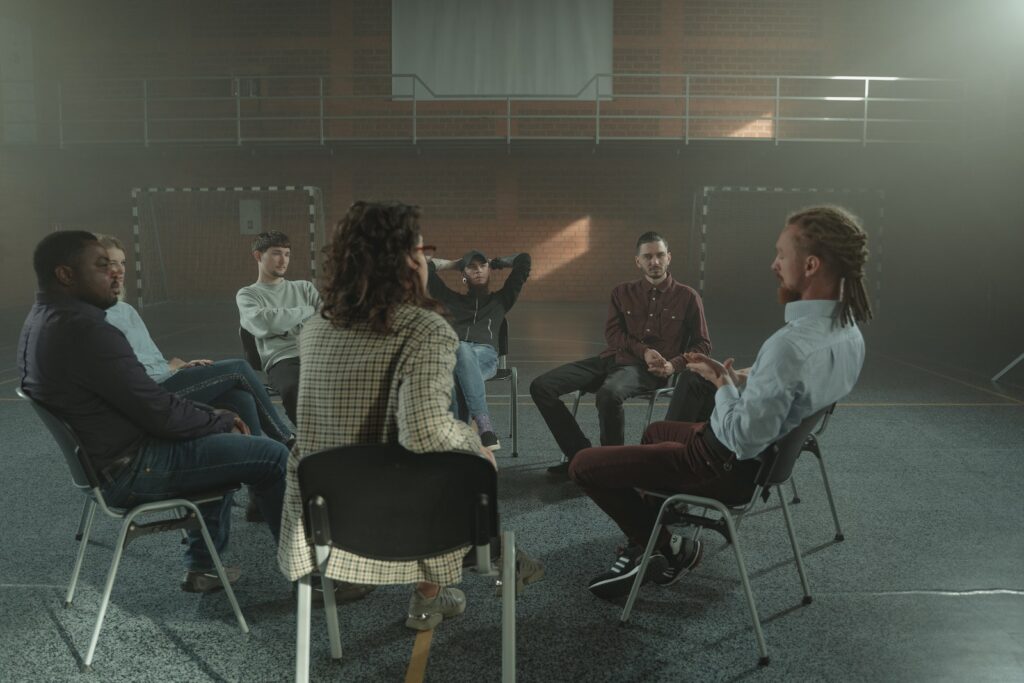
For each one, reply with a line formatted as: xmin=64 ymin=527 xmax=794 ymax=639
xmin=684 ymin=352 xmax=750 ymax=389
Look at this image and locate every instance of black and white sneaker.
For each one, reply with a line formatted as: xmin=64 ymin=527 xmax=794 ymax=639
xmin=651 ymin=534 xmax=703 ymax=586
xmin=480 ymin=430 xmax=501 ymax=451
xmin=587 ymin=545 xmax=667 ymax=600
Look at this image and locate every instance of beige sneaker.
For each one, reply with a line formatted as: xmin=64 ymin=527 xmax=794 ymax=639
xmin=405 ymin=587 xmax=467 ymax=631
xmin=495 ymin=548 xmax=545 ymax=597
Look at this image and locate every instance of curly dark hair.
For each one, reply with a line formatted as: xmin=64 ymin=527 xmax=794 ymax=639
xmin=320 ymin=201 xmax=445 ymax=334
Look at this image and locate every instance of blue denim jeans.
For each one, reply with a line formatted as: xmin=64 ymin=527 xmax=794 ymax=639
xmin=451 ymin=341 xmax=499 ymax=421
xmin=101 ymin=433 xmax=288 ymax=571
xmin=160 ymin=359 xmax=293 ymax=443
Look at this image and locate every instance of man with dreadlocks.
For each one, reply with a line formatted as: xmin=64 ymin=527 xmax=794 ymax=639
xmin=571 ymin=206 xmax=871 ymax=600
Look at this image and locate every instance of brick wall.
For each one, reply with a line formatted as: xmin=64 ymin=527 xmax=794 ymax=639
xmin=2 ymin=0 xmax=1017 ymax=340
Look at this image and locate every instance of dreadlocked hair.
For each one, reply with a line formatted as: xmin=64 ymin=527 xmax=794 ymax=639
xmin=787 ymin=205 xmax=873 ymax=327
xmin=320 ymin=201 xmax=445 ymax=334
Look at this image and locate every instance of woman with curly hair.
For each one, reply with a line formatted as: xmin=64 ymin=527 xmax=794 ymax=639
xmin=277 ymin=201 xmax=497 ymax=629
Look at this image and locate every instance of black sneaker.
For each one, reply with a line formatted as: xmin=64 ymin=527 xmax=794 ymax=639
xmin=480 ymin=430 xmax=501 ymax=451
xmin=651 ymin=534 xmax=703 ymax=586
xmin=181 ymin=566 xmax=241 ymax=593
xmin=546 ymin=461 xmax=570 ymax=476
xmin=587 ymin=545 xmax=667 ymax=600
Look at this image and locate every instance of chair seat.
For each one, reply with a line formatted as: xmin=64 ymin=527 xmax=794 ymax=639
xmin=492 ymin=369 xmax=513 ymax=380
xmin=101 ymin=485 xmax=241 ymax=514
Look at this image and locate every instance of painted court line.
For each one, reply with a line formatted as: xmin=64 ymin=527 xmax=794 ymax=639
xmin=881 ymin=354 xmax=1024 ymax=404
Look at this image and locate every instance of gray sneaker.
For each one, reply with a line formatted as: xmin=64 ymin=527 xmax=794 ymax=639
xmin=405 ymin=587 xmax=467 ymax=630
xmin=495 ymin=548 xmax=545 ymax=596
xmin=181 ymin=566 xmax=241 ymax=593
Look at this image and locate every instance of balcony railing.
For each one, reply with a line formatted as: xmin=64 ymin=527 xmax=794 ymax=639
xmin=0 ymin=73 xmax=964 ymax=148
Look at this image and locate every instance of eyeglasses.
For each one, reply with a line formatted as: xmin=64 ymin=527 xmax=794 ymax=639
xmin=414 ymin=244 xmax=437 ymax=258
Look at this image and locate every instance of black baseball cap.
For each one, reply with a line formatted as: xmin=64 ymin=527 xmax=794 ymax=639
xmin=462 ymin=250 xmax=487 ymax=266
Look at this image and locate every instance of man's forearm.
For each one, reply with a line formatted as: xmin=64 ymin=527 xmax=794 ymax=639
xmin=431 ymin=257 xmax=458 ymax=271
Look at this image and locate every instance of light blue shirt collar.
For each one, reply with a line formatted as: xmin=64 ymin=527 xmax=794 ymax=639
xmin=784 ymin=299 xmax=840 ymax=324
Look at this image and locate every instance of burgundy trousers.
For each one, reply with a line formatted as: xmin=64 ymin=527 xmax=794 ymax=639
xmin=569 ymin=421 xmax=760 ymax=548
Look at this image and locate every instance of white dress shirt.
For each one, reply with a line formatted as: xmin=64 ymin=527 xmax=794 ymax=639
xmin=711 ymin=299 xmax=865 ymax=460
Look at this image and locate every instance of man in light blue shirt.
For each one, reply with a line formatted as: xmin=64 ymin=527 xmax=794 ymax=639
xmin=570 ymin=206 xmax=871 ymax=600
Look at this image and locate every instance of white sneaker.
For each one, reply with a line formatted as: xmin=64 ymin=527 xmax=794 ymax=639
xmin=405 ymin=587 xmax=466 ymax=630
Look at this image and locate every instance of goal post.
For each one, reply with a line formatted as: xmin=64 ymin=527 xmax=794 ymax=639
xmin=129 ymin=185 xmax=325 ymax=311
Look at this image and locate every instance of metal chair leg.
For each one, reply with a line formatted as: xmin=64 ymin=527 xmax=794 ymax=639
xmin=510 ymin=368 xmax=519 ymax=457
xmin=778 ymin=493 xmax=813 ymax=605
xmin=66 ymin=499 xmax=96 ymax=607
xmin=82 ymin=511 xmax=134 ymax=672
xmin=74 ymin=499 xmax=91 ymax=541
xmin=789 ymin=477 xmax=801 ymax=504
xmin=720 ymin=510 xmax=770 ymax=666
xmin=644 ymin=396 xmax=656 ymax=431
xmin=190 ymin=504 xmax=249 ymax=634
xmin=320 ymin=576 xmax=342 ymax=660
xmin=295 ymin=574 xmax=313 ymax=683
xmin=815 ymin=454 xmax=845 ymax=541
xmin=501 ymin=530 xmax=516 ymax=683
xmin=620 ymin=504 xmax=668 ymax=623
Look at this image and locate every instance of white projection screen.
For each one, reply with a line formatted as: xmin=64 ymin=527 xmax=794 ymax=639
xmin=392 ymin=0 xmax=612 ymax=99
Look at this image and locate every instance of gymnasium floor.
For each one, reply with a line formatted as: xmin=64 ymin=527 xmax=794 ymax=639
xmin=1 ymin=302 xmax=1022 ymax=682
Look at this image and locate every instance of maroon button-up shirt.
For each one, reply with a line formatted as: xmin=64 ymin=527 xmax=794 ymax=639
xmin=600 ymin=275 xmax=712 ymax=371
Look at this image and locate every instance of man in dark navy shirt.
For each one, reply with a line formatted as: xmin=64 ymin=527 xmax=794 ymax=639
xmin=18 ymin=231 xmax=289 ymax=593
xmin=530 ymin=232 xmax=714 ymax=475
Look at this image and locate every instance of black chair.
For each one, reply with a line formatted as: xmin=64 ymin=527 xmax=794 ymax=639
xmin=293 ymin=444 xmax=516 ymax=683
xmin=239 ymin=326 xmax=263 ymax=372
xmin=239 ymin=326 xmax=279 ymax=397
xmin=485 ymin=318 xmax=519 ymax=457
xmin=620 ymin=407 xmax=830 ymax=667
xmin=16 ymin=387 xmax=247 ymax=673
xmin=569 ymin=372 xmax=681 ymax=433
xmin=787 ymin=403 xmax=845 ymax=541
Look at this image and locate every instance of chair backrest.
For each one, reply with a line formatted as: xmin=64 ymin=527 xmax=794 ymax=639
xmin=497 ymin=318 xmax=509 ymax=359
xmin=297 ymin=444 xmax=498 ymax=561
xmin=754 ymin=406 xmax=831 ymax=488
xmin=815 ymin=402 xmax=837 ymax=436
xmin=16 ymin=387 xmax=100 ymax=492
xmin=238 ymin=327 xmax=263 ymax=371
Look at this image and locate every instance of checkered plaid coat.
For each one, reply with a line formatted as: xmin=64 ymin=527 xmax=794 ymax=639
xmin=277 ymin=305 xmax=484 ymax=585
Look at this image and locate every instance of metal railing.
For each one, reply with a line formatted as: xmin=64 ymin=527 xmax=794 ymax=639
xmin=0 ymin=73 xmax=963 ymax=148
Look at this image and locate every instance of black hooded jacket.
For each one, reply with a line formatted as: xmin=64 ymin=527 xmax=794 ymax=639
xmin=427 ymin=253 xmax=531 ymax=349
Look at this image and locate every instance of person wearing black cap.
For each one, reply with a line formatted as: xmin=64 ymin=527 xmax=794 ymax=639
xmin=427 ymin=248 xmax=532 ymax=449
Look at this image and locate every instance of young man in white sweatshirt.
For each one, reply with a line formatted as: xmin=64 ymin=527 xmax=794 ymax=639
xmin=236 ymin=232 xmax=321 ymax=424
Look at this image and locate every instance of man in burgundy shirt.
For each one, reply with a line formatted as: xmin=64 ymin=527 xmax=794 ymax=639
xmin=531 ymin=232 xmax=712 ymax=475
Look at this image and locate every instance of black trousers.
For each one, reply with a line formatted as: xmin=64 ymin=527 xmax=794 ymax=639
xmin=266 ymin=356 xmax=300 ymax=425
xmin=529 ymin=355 xmax=665 ymax=460
xmin=663 ymin=370 xmax=717 ymax=423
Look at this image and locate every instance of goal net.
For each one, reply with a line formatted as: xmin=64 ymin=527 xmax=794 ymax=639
xmin=130 ymin=185 xmax=326 ymax=309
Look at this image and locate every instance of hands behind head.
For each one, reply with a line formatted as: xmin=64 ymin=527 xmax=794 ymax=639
xmin=488 ymin=258 xmax=504 ymax=270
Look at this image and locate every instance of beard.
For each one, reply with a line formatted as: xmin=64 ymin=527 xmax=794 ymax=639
xmin=777 ymin=284 xmax=802 ymax=304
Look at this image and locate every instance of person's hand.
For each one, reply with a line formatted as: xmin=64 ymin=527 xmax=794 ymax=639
xmin=231 ymin=417 xmax=251 ymax=435
xmin=184 ymin=359 xmax=214 ymax=368
xmin=644 ymin=348 xmax=666 ymax=367
xmin=684 ymin=352 xmax=732 ymax=388
xmin=488 ymin=257 xmax=505 ymax=270
xmin=480 ymin=446 xmax=497 ymax=470
xmin=167 ymin=357 xmax=186 ymax=371
xmin=722 ymin=360 xmax=751 ymax=388
xmin=214 ymin=408 xmax=250 ymax=435
xmin=649 ymin=360 xmax=674 ymax=378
